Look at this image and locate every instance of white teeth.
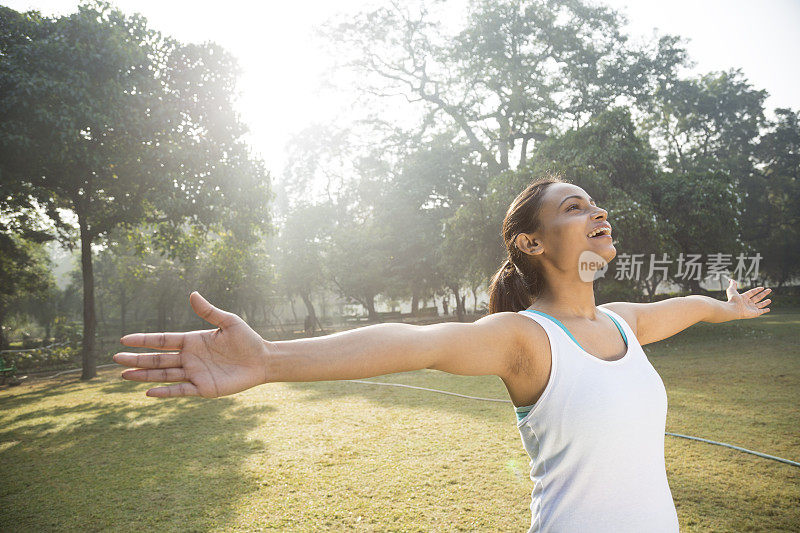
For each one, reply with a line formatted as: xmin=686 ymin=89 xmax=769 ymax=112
xmin=588 ymin=227 xmax=610 ymax=237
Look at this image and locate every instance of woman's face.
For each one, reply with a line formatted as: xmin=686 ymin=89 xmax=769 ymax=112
xmin=518 ymin=183 xmax=616 ymax=274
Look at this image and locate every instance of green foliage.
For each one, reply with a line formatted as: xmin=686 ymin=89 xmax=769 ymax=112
xmin=53 ymin=316 xmax=83 ymax=343
xmin=0 ymin=1 xmax=273 ymax=371
xmin=644 ymin=69 xmax=768 ymax=176
xmin=745 ymin=108 xmax=800 ymax=286
xmin=322 ymin=0 xmax=691 ymax=173
xmin=0 ymin=1 xmax=272 ymax=246
xmin=195 ymin=230 xmax=274 ymax=318
xmin=0 ymin=234 xmax=55 ymax=349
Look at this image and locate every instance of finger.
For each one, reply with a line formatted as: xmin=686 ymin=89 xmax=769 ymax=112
xmin=750 ymin=288 xmax=771 ymax=302
xmin=146 ymin=382 xmax=200 ymax=398
xmin=756 ymin=298 xmax=771 ymax=308
xmin=120 ymin=332 xmax=186 ymax=350
xmin=113 ymin=352 xmax=181 ymax=368
xmin=122 ymin=367 xmax=188 ymax=382
xmin=190 ymin=291 xmax=238 ymax=329
xmin=742 ymin=286 xmax=764 ymax=298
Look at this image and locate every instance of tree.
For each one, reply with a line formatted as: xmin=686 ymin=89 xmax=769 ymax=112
xmin=745 ymin=108 xmax=800 ymax=287
xmin=377 ymin=131 xmax=487 ymax=319
xmin=642 ymin=68 xmax=768 ymax=181
xmin=0 ymin=2 xmax=272 ymax=379
xmin=320 ymin=0 xmax=689 ymax=175
xmin=326 ymin=200 xmax=393 ymax=322
xmin=0 ymin=234 xmax=55 ymax=350
xmin=93 ymin=227 xmax=155 ymax=337
xmin=273 ymin=201 xmax=338 ymax=332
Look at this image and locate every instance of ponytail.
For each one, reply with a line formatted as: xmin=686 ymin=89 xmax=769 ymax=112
xmin=488 ymin=259 xmax=531 ymax=314
xmin=488 ymin=256 xmax=545 ymax=314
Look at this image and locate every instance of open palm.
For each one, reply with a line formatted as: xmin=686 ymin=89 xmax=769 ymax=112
xmin=114 ymin=292 xmax=269 ymax=398
xmin=725 ymin=278 xmax=772 ymax=320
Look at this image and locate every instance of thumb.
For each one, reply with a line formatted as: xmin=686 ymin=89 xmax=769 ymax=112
xmin=190 ymin=291 xmax=235 ymax=328
xmin=726 ymin=277 xmax=737 ymax=294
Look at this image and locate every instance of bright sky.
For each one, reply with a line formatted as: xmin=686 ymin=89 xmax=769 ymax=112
xmin=4 ymin=0 xmax=800 ymax=182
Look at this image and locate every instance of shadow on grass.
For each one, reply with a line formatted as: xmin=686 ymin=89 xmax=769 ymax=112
xmin=0 ymin=370 xmax=274 ymax=532
xmin=0 ymin=379 xmax=87 ymax=408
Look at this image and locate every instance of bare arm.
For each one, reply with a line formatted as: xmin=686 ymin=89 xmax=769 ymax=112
xmin=603 ymin=278 xmax=772 ymax=346
xmin=114 ymin=291 xmax=526 ymax=398
xmin=265 ymin=312 xmax=526 ymax=383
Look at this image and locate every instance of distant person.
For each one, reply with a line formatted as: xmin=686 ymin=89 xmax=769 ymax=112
xmin=303 ymin=314 xmax=313 ymax=336
xmin=113 ymin=175 xmax=772 ymax=532
xmin=442 ymin=298 xmax=449 ymax=315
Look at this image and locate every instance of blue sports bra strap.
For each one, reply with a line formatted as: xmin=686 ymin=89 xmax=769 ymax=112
xmin=600 ymin=309 xmax=628 ymax=347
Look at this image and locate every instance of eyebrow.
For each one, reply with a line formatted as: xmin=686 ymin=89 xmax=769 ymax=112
xmin=559 ymin=195 xmax=595 ymax=208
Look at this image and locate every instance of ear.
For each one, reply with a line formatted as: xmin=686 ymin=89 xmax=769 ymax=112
xmin=515 ymin=232 xmax=543 ymax=256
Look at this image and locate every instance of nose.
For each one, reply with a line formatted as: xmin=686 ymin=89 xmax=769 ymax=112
xmin=592 ymin=206 xmax=608 ymax=219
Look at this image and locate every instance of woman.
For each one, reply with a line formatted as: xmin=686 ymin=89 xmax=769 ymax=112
xmin=114 ymin=175 xmax=772 ymax=532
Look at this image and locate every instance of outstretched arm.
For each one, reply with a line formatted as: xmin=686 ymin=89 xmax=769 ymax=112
xmin=114 ymin=292 xmax=525 ymax=398
xmin=266 ymin=311 xmax=524 ymax=383
xmin=604 ymin=278 xmax=772 ymax=346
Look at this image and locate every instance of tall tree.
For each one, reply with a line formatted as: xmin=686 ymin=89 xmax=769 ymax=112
xmin=320 ymin=0 xmax=689 ymax=174
xmin=642 ymin=68 xmax=768 ymax=180
xmin=0 ymin=2 xmax=272 ymax=379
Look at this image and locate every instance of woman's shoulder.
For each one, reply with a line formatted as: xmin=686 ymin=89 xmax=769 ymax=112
xmin=487 ymin=311 xmax=551 ymax=377
xmin=483 ymin=310 xmax=549 ymax=339
xmin=598 ymin=302 xmax=639 ymax=337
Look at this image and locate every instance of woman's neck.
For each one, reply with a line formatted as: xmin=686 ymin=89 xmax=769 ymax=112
xmin=532 ymin=280 xmax=598 ymax=320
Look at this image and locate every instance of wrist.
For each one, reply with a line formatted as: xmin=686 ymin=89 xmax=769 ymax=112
xmin=260 ymin=338 xmax=278 ymax=384
xmin=703 ymin=297 xmax=740 ymax=323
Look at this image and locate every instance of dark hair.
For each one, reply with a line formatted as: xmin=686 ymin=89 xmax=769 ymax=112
xmin=487 ymin=172 xmax=567 ymax=314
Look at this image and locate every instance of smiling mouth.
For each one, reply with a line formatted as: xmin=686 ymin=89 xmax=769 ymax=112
xmin=587 ymin=224 xmax=612 ymax=240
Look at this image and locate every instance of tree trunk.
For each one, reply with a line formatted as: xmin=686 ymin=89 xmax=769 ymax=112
xmin=411 ymin=291 xmax=419 ymax=315
xmin=120 ymin=285 xmax=127 ymax=337
xmin=0 ymin=313 xmax=6 ymax=352
xmin=643 ymin=275 xmax=660 ymax=302
xmin=300 ymin=293 xmax=319 ymax=334
xmin=97 ymin=286 xmax=106 ymax=333
xmin=269 ymin=307 xmax=288 ymax=335
xmin=448 ymin=284 xmax=466 ymax=322
xmin=686 ymin=278 xmax=703 ymax=296
xmin=519 ymin=136 xmax=530 ymax=167
xmin=78 ymin=211 xmax=97 ymax=380
xmin=245 ymin=302 xmax=256 ymax=326
xmin=365 ymin=296 xmax=378 ymax=321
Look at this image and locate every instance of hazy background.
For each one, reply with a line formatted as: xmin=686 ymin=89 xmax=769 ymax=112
xmin=5 ymin=0 xmax=799 ymax=185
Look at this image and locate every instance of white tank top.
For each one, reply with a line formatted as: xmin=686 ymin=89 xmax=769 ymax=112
xmin=515 ymin=307 xmax=679 ymax=533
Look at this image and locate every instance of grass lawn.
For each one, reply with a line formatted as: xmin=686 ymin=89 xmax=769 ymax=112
xmin=1 ymin=309 xmax=798 ymax=532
